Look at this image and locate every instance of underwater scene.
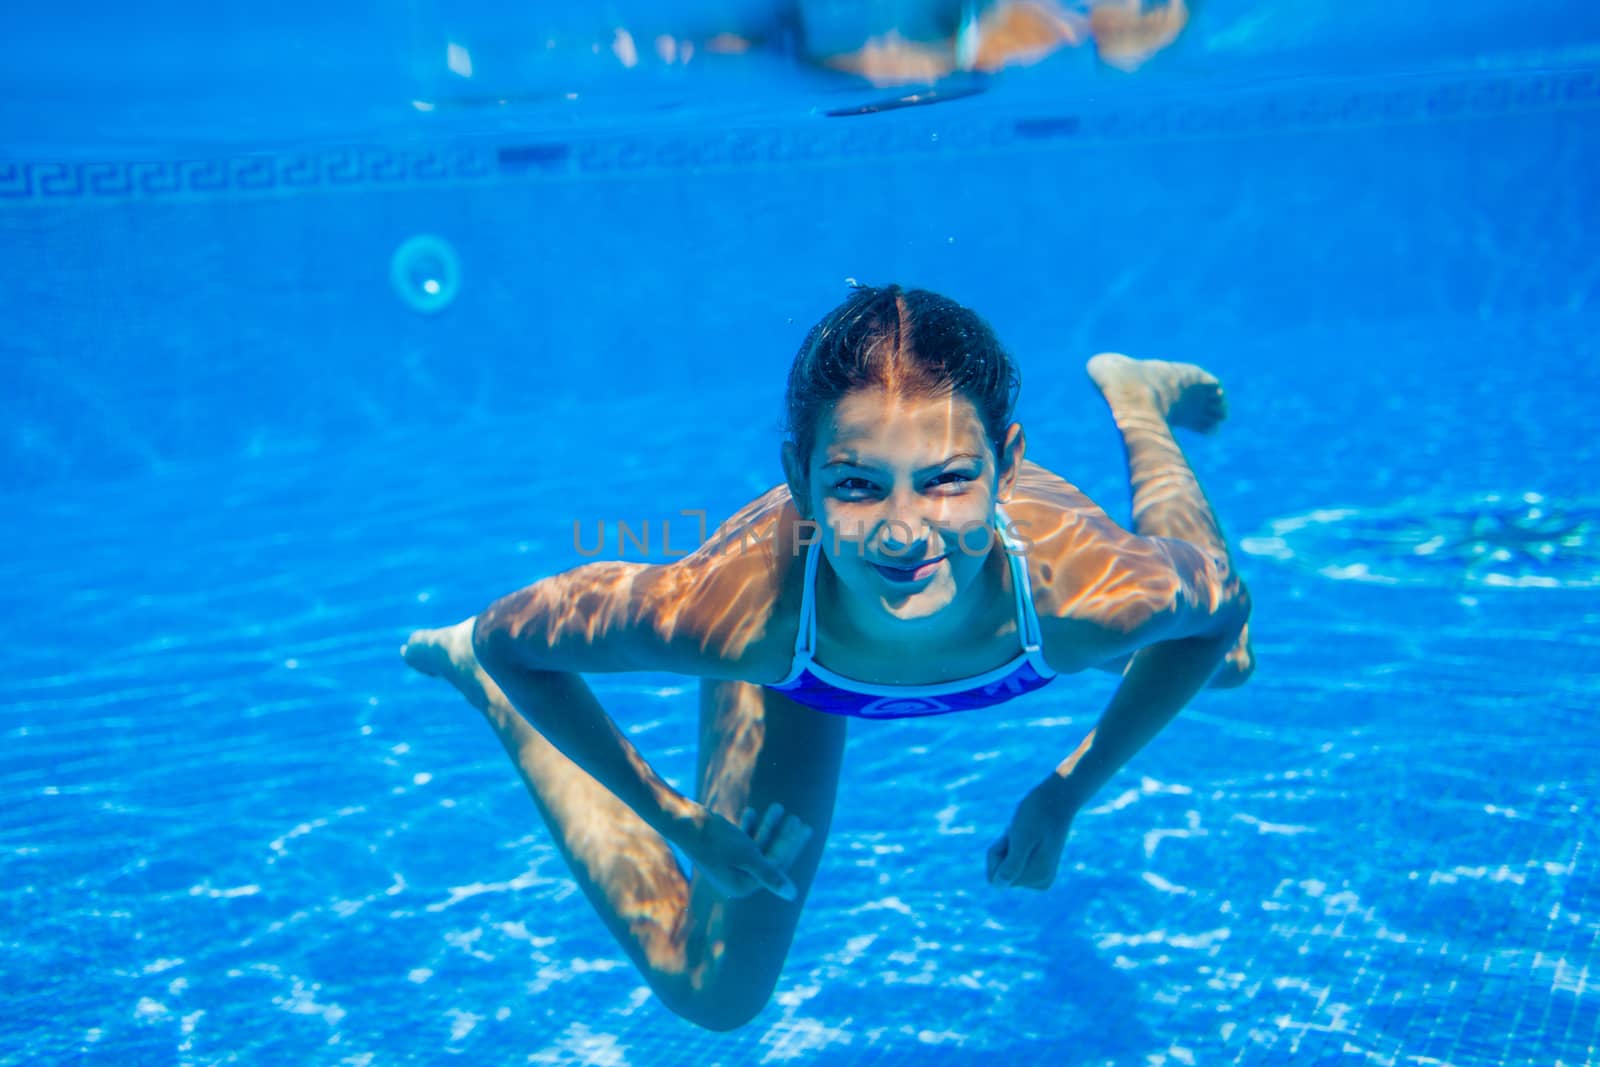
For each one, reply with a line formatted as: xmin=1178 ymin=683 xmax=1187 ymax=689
xmin=3 ymin=1 xmax=1598 ymax=1063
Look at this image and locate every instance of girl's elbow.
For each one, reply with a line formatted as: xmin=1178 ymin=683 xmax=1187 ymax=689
xmin=1214 ymin=578 xmax=1251 ymax=637
xmin=1168 ymin=573 xmax=1248 ymax=644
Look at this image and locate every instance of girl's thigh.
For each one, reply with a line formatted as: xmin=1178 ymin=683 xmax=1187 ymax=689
xmin=670 ymin=681 xmax=848 ymax=1024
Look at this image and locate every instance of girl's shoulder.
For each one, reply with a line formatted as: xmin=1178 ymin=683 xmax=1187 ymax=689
xmin=473 ymin=486 xmax=806 ymax=682
xmin=645 ymin=485 xmax=809 ymax=682
xmin=1002 ymin=459 xmax=1137 ymax=570
xmin=1003 ymin=461 xmax=1189 ymax=649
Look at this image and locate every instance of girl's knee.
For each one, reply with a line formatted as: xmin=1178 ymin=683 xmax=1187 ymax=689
xmin=655 ymin=978 xmax=775 ymax=1032
xmin=649 ymin=929 xmax=789 ymax=1031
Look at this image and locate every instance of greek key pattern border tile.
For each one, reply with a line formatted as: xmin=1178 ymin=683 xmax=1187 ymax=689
xmin=2 ymin=67 xmax=1595 ymax=203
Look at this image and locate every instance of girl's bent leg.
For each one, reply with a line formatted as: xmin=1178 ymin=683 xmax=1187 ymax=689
xmin=403 ymin=622 xmax=692 ymax=973
xmin=1086 ymin=353 xmax=1255 ymax=685
xmin=651 ymin=681 xmax=847 ymax=1030
xmin=505 ymin=679 xmax=845 ymax=1031
xmin=402 ymin=624 xmax=846 ymax=1030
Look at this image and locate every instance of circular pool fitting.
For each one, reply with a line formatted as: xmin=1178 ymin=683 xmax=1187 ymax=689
xmin=390 ymin=234 xmax=460 ymax=314
xmin=1240 ymin=492 xmax=1600 ymax=590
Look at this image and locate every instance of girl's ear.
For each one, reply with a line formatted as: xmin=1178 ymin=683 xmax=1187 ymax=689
xmin=997 ymin=423 xmax=1026 ymax=501
xmin=781 ymin=440 xmax=811 ymax=519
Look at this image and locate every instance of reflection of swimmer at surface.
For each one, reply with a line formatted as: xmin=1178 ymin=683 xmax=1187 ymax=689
xmin=1087 ymin=0 xmax=1189 ymax=71
xmin=402 ymin=285 xmax=1252 ymax=1030
xmin=810 ymin=0 xmax=1189 ymax=85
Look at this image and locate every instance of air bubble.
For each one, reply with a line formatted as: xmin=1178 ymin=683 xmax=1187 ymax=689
xmin=390 ymin=234 xmax=460 ymax=314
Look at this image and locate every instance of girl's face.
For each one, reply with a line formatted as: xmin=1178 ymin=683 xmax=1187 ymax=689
xmin=788 ymin=386 xmax=1022 ymax=630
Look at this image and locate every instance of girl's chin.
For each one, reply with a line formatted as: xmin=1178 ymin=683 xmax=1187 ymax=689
xmin=832 ymin=562 xmax=969 ymax=622
xmin=877 ymin=582 xmax=957 ymax=618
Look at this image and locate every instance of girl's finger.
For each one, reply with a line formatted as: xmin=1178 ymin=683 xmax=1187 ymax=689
xmin=986 ymin=838 xmax=1006 ymax=882
xmin=768 ymin=816 xmax=814 ymax=868
xmin=753 ymin=802 xmax=786 ymax=847
xmin=995 ymin=840 xmax=1034 ymax=886
xmin=740 ymin=807 xmax=760 ymax=836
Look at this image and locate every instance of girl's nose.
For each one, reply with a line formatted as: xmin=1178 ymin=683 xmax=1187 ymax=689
xmin=876 ymin=498 xmax=930 ymax=558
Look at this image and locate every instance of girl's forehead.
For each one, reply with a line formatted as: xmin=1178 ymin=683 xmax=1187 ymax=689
xmin=823 ymin=387 xmax=984 ymax=432
xmin=816 ymin=390 xmax=990 ymax=459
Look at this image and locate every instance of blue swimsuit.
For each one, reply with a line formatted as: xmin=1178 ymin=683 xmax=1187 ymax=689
xmin=767 ymin=508 xmax=1058 ymax=719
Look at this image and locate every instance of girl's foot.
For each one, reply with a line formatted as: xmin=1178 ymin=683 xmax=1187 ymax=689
xmin=402 ymin=618 xmax=492 ymax=711
xmin=1086 ymin=352 xmax=1227 ymax=433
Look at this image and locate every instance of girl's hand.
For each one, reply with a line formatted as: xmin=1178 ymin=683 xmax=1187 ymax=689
xmin=986 ymin=780 xmax=1075 ymax=890
xmin=676 ymin=802 xmax=814 ymax=901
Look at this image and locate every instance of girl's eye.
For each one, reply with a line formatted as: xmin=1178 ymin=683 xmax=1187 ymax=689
xmin=930 ymin=471 xmax=974 ymax=487
xmin=831 ymin=472 xmax=974 ymax=495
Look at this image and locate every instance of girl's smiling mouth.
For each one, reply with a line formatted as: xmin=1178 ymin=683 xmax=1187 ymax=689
xmin=872 ymin=553 xmax=947 ymax=584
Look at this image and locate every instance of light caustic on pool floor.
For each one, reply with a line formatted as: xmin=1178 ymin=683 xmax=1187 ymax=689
xmin=1240 ymin=492 xmax=1600 ymax=589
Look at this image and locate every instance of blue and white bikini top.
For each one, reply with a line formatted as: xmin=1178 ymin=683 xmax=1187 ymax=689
xmin=767 ymin=506 xmax=1058 ymax=720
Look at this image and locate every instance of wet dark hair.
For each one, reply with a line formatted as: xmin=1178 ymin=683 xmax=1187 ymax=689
xmin=784 ymin=284 xmax=1021 ymax=470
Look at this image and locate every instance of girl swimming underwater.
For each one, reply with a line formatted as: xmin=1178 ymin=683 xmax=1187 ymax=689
xmin=401 ymin=284 xmax=1252 ymax=1031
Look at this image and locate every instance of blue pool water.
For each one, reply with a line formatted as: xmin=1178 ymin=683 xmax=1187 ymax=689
xmin=4 ymin=3 xmax=1599 ymax=1064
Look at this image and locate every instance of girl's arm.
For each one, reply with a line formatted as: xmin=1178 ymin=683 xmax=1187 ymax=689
xmin=402 ymin=612 xmax=695 ymax=834
xmin=402 ymin=608 xmax=802 ymax=901
xmin=989 ymin=522 xmax=1248 ymax=888
xmin=469 ymin=561 xmax=726 ymax=838
xmin=1044 ymin=615 xmax=1244 ymax=815
xmin=411 ymin=487 xmax=808 ymax=899
xmin=469 ymin=530 xmax=794 ymax=840
xmin=1040 ymin=534 xmax=1250 ymax=812
xmin=475 ymin=650 xmax=701 ymax=838
xmin=472 ymin=559 xmax=748 ymax=677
